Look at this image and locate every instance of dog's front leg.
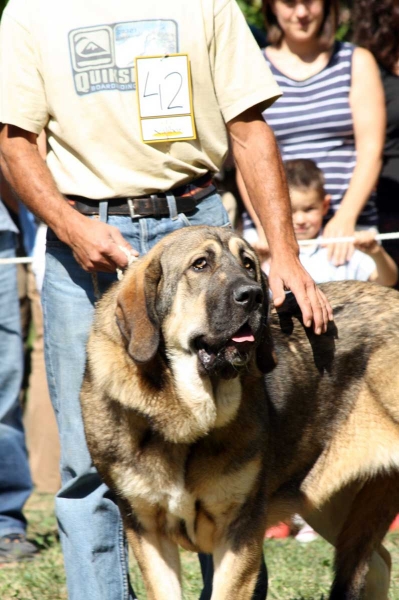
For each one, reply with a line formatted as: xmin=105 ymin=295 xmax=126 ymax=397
xmin=211 ymin=539 xmax=264 ymax=599
xmin=117 ymin=496 xmax=183 ymax=598
xmin=122 ymin=516 xmax=182 ymax=600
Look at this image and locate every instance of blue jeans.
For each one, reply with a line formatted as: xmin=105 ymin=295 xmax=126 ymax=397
xmin=42 ymin=195 xmax=231 ymax=600
xmin=0 ymin=231 xmax=32 ymax=536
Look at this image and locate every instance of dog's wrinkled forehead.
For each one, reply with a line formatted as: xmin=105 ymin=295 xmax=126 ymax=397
xmin=159 ymin=227 xmax=260 ymax=278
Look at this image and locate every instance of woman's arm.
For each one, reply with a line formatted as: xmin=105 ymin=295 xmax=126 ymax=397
xmin=323 ymin=47 xmax=386 ymax=266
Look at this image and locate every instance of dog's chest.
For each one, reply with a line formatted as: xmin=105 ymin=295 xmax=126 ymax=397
xmin=111 ymin=448 xmax=198 ymax=546
xmin=111 ymin=433 xmax=261 ymax=552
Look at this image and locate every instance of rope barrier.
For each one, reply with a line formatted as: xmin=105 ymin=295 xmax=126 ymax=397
xmin=1 ymin=232 xmax=399 ymax=264
xmin=0 ymin=256 xmax=33 ymax=264
xmin=298 ymin=232 xmax=399 ymax=246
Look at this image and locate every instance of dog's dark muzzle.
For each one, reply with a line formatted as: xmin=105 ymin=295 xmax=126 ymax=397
xmin=233 ymin=283 xmax=264 ymax=313
xmin=195 ymin=280 xmax=265 ymax=377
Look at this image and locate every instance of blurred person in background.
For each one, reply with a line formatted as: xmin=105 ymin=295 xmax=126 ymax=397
xmin=0 ymin=176 xmax=37 ymax=563
xmin=22 ymin=132 xmax=61 ymax=495
xmin=4 ymin=130 xmax=60 ymax=495
xmin=353 ymin=0 xmax=399 ymax=272
xmin=239 ymin=0 xmax=386 ymax=268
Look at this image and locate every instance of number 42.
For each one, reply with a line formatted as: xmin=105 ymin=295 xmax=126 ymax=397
xmin=143 ymin=70 xmax=183 ymax=111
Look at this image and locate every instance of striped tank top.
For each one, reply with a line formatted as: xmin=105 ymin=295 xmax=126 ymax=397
xmin=260 ymin=41 xmax=377 ymax=227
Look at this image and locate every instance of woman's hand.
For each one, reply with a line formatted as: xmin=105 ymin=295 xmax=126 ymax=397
xmin=322 ymin=212 xmax=356 ymax=266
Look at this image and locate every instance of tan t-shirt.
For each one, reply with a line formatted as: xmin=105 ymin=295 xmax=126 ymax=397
xmin=0 ymin=0 xmax=281 ymax=197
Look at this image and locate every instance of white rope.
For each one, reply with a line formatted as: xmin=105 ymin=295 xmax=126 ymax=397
xmin=0 ymin=256 xmax=33 ymax=264
xmin=116 ymin=246 xmax=138 ymax=280
xmin=2 ymin=232 xmax=399 ymax=263
xmin=298 ymin=232 xmax=399 ymax=246
xmin=91 ymin=245 xmax=138 ymax=300
xmin=0 ymin=246 xmax=138 ymax=269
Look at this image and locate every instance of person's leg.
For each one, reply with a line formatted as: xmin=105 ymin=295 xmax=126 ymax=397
xmin=23 ymin=267 xmax=61 ymax=493
xmin=16 ymin=261 xmax=31 ymax=405
xmin=0 ymin=232 xmax=36 ymax=559
xmin=43 ymin=225 xmax=137 ymax=600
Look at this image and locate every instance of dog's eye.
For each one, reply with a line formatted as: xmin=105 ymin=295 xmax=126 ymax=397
xmin=243 ymin=257 xmax=255 ymax=272
xmin=192 ymin=257 xmax=208 ymax=271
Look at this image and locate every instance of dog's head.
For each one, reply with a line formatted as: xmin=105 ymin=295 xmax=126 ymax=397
xmin=115 ymin=226 xmax=274 ymax=378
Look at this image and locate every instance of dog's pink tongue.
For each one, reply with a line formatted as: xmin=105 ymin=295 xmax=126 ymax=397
xmin=232 ymin=325 xmax=255 ymax=343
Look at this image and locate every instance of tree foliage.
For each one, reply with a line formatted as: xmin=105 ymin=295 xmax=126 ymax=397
xmin=0 ymin=0 xmax=353 ymax=38
xmin=237 ymin=0 xmax=265 ymax=30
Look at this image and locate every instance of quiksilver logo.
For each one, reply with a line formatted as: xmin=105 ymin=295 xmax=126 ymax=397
xmin=70 ymin=26 xmax=113 ymax=70
xmin=68 ymin=20 xmax=178 ymax=96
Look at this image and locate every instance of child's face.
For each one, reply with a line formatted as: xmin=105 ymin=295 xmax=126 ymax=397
xmin=290 ymin=186 xmax=329 ymax=240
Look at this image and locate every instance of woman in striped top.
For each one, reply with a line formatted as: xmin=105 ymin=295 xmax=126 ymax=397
xmin=239 ymin=0 xmax=385 ymax=266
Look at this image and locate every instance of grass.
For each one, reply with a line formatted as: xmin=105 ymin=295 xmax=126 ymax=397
xmin=1 ymin=492 xmax=398 ymax=600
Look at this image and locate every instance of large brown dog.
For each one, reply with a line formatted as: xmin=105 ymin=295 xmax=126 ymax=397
xmin=81 ymin=226 xmax=399 ymax=600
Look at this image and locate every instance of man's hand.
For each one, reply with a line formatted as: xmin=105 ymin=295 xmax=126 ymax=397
xmin=0 ymin=124 xmax=139 ymax=274
xmin=268 ymin=254 xmax=333 ymax=334
xmin=64 ymin=212 xmax=138 ymax=273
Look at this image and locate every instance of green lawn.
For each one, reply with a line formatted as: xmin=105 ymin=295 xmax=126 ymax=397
xmin=1 ymin=492 xmax=398 ymax=600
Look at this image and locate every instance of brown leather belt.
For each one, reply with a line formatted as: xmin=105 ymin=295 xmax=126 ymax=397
xmin=66 ymin=173 xmax=216 ymax=217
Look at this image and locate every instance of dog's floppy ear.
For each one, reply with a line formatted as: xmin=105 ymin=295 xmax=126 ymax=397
xmin=115 ymin=253 xmax=162 ymax=364
xmin=256 ymin=324 xmax=277 ymax=374
xmin=256 ymin=271 xmax=277 ymax=374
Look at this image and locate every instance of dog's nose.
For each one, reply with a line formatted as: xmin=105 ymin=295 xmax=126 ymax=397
xmin=233 ymin=284 xmax=263 ymax=311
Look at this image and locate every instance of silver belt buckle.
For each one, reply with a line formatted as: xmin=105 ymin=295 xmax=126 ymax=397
xmin=127 ymin=198 xmax=141 ymax=219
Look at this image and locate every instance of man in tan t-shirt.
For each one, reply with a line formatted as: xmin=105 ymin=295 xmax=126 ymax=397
xmin=0 ymin=0 xmax=331 ymax=598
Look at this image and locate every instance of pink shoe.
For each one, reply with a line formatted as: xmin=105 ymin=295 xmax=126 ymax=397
xmin=265 ymin=523 xmax=291 ymax=539
xmin=389 ymin=514 xmax=399 ymax=532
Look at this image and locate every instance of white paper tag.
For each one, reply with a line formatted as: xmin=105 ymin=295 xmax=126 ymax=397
xmin=135 ymin=54 xmax=196 ymax=143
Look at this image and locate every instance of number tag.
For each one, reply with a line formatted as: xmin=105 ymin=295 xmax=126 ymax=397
xmin=135 ymin=54 xmax=197 ymax=143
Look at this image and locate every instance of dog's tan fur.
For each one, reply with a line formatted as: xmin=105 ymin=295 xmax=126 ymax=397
xmin=81 ymin=226 xmax=399 ymax=599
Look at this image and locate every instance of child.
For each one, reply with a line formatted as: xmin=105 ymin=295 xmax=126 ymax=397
xmin=248 ymin=159 xmax=398 ymax=287
xmin=286 ymin=159 xmax=398 ymax=286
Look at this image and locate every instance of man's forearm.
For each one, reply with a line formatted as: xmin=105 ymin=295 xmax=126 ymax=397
xmin=0 ymin=170 xmax=19 ymax=214
xmin=228 ymin=109 xmax=299 ymax=258
xmin=236 ymin=167 xmax=263 ymax=231
xmin=0 ymin=125 xmax=83 ymax=244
